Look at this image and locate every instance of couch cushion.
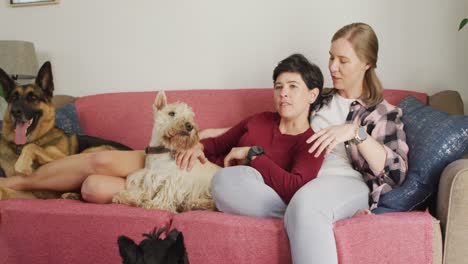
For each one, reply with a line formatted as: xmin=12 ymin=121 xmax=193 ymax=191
xmin=170 ymin=210 xmax=434 ymax=264
xmin=374 ymin=95 xmax=468 ymax=213
xmin=74 ymin=89 xmax=427 ymax=150
xmin=55 ymin=103 xmax=83 ymax=135
xmin=170 ymin=210 xmax=291 ymax=264
xmin=0 ymin=199 xmax=174 ymax=264
xmin=334 ymin=211 xmax=434 ymax=264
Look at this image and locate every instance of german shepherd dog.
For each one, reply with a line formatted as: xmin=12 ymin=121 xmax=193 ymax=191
xmin=0 ymin=61 xmax=131 ymax=199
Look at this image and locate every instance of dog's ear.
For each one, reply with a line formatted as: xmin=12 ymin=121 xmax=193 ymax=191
xmin=166 ymin=229 xmax=189 ymax=264
xmin=154 ymin=90 xmax=167 ymax=111
xmin=35 ymin=61 xmax=54 ymax=99
xmin=166 ymin=229 xmax=181 ymax=241
xmin=174 ymin=231 xmax=189 ymax=264
xmin=0 ymin=67 xmax=16 ymax=101
xmin=117 ymin=235 xmax=140 ymax=264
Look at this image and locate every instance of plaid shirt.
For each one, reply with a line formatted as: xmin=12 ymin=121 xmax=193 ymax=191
xmin=314 ymin=90 xmax=409 ymax=209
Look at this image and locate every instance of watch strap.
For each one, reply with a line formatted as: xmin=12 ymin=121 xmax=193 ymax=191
xmin=247 ymin=146 xmax=264 ymax=162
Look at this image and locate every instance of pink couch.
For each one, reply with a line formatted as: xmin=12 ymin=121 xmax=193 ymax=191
xmin=0 ymin=89 xmax=438 ymax=264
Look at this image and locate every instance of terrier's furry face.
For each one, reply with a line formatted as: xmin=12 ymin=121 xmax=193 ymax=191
xmin=153 ymin=92 xmax=199 ymax=151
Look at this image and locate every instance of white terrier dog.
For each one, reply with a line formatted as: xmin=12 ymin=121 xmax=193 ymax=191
xmin=112 ymin=91 xmax=221 ymax=213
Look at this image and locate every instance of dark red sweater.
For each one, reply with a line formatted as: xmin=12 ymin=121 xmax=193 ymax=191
xmin=201 ymin=112 xmax=324 ymax=204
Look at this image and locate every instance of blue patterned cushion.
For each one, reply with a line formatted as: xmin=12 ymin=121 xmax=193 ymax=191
xmin=373 ymin=95 xmax=468 ymax=214
xmin=0 ymin=103 xmax=83 ymax=136
xmin=55 ymin=103 xmax=83 ymax=135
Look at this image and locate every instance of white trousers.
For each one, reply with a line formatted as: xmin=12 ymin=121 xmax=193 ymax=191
xmin=211 ymin=165 xmax=369 ymax=264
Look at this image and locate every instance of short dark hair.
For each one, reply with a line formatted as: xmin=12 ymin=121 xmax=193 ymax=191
xmin=273 ymin=53 xmax=324 ymax=115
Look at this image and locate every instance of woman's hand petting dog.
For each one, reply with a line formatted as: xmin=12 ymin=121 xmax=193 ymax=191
xmin=175 ymin=143 xmax=207 ymax=172
xmin=306 ymin=124 xmax=357 ymax=157
xmin=224 ymin=147 xmax=250 ymax=167
xmin=177 ymin=127 xmax=232 ymax=171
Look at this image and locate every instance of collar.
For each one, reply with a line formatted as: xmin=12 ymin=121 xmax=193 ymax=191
xmin=145 ymin=146 xmax=171 ymax=155
xmin=323 ymin=88 xmax=369 ymax=108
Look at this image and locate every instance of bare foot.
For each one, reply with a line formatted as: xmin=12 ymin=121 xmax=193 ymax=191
xmin=353 ymin=209 xmax=373 ymax=217
xmin=0 ymin=175 xmax=27 ymax=190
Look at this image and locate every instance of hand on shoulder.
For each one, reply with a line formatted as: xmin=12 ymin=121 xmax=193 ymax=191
xmin=306 ymin=124 xmax=357 ymax=157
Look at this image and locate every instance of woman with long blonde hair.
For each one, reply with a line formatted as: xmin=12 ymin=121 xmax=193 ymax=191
xmin=284 ymin=22 xmax=409 ymax=264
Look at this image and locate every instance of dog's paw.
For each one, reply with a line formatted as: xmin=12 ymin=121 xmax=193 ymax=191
xmin=141 ymin=201 xmax=156 ymax=209
xmin=14 ymin=158 xmax=33 ymax=175
xmin=190 ymin=200 xmax=216 ymax=211
xmin=142 ymin=201 xmax=172 ymax=211
xmin=0 ymin=187 xmax=15 ymax=200
xmin=112 ymin=192 xmax=134 ymax=205
xmin=61 ymin=192 xmax=82 ymax=200
xmin=112 ymin=194 xmax=123 ymax=204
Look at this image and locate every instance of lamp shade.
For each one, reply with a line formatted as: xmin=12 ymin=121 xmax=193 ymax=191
xmin=0 ymin=40 xmax=38 ymax=79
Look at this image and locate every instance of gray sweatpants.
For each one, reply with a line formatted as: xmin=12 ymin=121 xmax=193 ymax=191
xmin=211 ymin=166 xmax=369 ymax=264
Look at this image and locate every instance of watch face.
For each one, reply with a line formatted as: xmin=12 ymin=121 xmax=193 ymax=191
xmin=251 ymin=146 xmax=263 ymax=155
xmin=248 ymin=146 xmax=264 ymax=161
xmin=358 ymin=126 xmax=367 ymax=140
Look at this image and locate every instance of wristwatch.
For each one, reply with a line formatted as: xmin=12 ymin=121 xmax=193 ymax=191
xmin=350 ymin=126 xmax=368 ymax=145
xmin=247 ymin=146 xmax=264 ymax=163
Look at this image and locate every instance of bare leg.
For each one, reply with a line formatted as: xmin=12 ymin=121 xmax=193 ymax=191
xmin=0 ymin=150 xmax=145 ymax=192
xmin=81 ymin=174 xmax=126 ymax=204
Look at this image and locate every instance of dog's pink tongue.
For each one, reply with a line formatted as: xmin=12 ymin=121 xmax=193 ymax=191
xmin=15 ymin=122 xmax=28 ymax=145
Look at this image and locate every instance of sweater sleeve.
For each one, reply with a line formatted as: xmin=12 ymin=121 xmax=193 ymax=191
xmin=368 ymin=106 xmax=409 ymax=186
xmin=250 ymin=140 xmax=325 ymax=204
xmin=200 ymin=117 xmax=250 ymax=167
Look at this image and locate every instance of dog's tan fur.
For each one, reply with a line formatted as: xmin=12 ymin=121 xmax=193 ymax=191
xmin=0 ymin=62 xmax=127 ymax=200
xmin=112 ymin=91 xmax=220 ymax=213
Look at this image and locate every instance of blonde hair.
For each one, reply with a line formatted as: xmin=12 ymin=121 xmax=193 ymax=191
xmin=332 ymin=23 xmax=383 ymax=106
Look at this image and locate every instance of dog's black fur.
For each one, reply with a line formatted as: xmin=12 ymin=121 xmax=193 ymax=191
xmin=118 ymin=228 xmax=189 ymax=264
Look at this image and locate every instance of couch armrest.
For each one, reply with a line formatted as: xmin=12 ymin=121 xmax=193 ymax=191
xmin=53 ymin=94 xmax=75 ymax=109
xmin=429 ymin=90 xmax=467 ymax=160
xmin=436 ymin=159 xmax=468 ymax=264
xmin=429 ymin=90 xmax=464 ymax=115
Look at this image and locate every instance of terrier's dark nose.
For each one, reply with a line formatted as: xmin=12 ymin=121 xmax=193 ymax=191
xmin=185 ymin=122 xmax=193 ymax=132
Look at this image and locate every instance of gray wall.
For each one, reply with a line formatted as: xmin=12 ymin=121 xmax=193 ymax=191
xmin=0 ymin=0 xmax=467 ymax=112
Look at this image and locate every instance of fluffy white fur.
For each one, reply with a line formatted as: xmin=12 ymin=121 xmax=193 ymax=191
xmin=112 ymin=91 xmax=220 ymax=213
